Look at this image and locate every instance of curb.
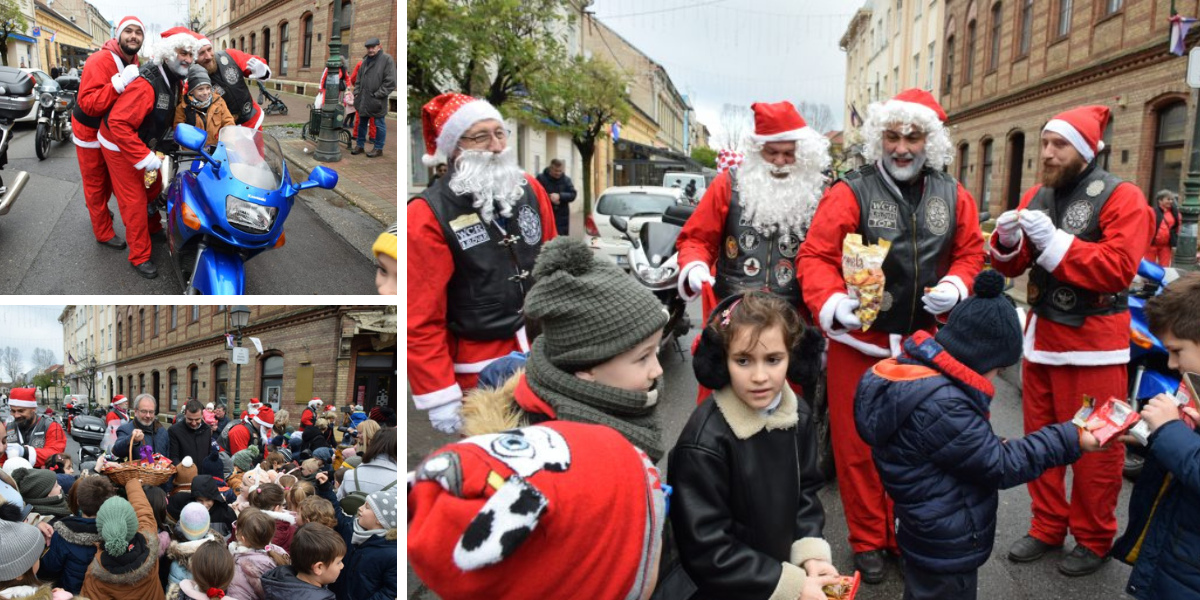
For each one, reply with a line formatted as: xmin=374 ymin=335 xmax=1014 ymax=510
xmin=278 ymin=140 xmax=393 ymax=226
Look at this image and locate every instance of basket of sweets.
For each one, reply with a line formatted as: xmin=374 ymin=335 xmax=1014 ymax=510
xmin=98 ymin=443 xmax=176 ymax=486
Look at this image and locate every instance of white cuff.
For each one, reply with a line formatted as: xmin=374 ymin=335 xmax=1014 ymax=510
xmin=678 ymin=261 xmax=707 ymax=302
xmin=819 ymin=292 xmax=851 ymax=335
xmin=1035 ymin=229 xmax=1074 ymax=274
xmin=412 ymin=383 xmax=463 ymax=410
xmin=25 ymin=446 xmax=36 ymax=462
xmin=768 ymin=562 xmax=807 ymax=600
xmin=989 ymin=229 xmax=1024 ymax=262
xmin=111 ymin=73 xmax=126 ymax=94
xmin=790 ymin=537 xmax=832 ymax=566
xmin=940 ymin=275 xmax=968 ymax=301
xmin=133 ymin=152 xmax=156 ymax=170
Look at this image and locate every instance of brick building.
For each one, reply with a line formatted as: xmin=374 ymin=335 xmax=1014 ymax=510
xmin=940 ymin=0 xmax=1194 ymax=217
xmin=108 ymin=305 xmax=396 ymax=420
xmin=223 ymin=0 xmax=398 ymax=113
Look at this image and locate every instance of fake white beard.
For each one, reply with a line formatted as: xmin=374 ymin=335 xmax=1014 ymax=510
xmin=882 ymin=149 xmax=927 ymax=183
xmin=449 ymin=148 xmax=526 ymax=224
xmin=736 ymin=147 xmax=826 ymax=239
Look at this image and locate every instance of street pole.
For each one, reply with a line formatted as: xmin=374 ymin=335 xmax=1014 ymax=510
xmin=1180 ymin=88 xmax=1200 ymax=270
xmin=234 ymin=333 xmax=243 ymax=416
xmin=315 ymin=0 xmax=344 ymax=162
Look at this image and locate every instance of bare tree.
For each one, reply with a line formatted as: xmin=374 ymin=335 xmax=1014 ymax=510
xmin=0 ymin=347 xmax=20 ymax=385
xmin=796 ymin=101 xmax=836 ymax=134
xmin=717 ymin=103 xmax=753 ymax=151
xmin=32 ymin=348 xmax=55 ymax=373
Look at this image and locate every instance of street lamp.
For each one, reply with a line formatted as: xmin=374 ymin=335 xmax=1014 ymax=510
xmin=316 ymin=0 xmax=344 ymax=162
xmin=229 ymin=306 xmax=251 ymax=415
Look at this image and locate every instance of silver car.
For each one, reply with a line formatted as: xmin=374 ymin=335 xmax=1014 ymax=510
xmin=587 ymin=185 xmax=685 ymax=269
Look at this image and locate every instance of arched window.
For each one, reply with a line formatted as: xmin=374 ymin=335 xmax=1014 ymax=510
xmin=116 ymin=321 xmax=122 ymax=351
xmin=945 ymin=35 xmax=955 ymax=89
xmin=279 ymin=22 xmax=289 ymax=76
xmin=260 ymin=354 xmax=284 ymax=410
xmin=979 ymin=138 xmax=994 ymax=213
xmin=988 ymin=3 xmax=1002 ymax=71
xmin=188 ymin=365 xmax=199 ymax=401
xmin=168 ymin=369 xmax=178 ymax=412
xmin=262 ymin=28 xmax=271 ymax=62
xmin=302 ymin=14 xmax=313 ymax=68
xmin=965 ymin=20 xmax=976 ymax=85
xmin=138 ymin=308 xmax=144 ymax=342
xmin=1057 ymin=0 xmax=1072 ymax=38
xmin=214 ymin=361 xmax=229 ymax=405
xmin=1017 ymin=0 xmax=1033 ymax=56
xmin=250 ymin=33 xmax=256 ymax=56
xmin=957 ymin=142 xmax=970 ymax=184
xmin=1152 ymin=102 xmax=1187 ymax=199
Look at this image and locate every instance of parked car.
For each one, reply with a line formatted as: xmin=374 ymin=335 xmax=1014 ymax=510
xmin=16 ymin=69 xmax=58 ymax=123
xmin=586 ymin=185 xmax=685 ymax=269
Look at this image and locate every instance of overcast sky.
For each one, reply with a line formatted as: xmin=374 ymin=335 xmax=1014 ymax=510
xmin=591 ymin=0 xmax=863 ymax=142
xmin=84 ymin=0 xmax=188 ymax=36
xmin=0 ymin=306 xmax=66 ymax=374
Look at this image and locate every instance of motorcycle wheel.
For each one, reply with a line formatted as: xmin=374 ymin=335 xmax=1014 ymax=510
xmin=35 ymin=122 xmax=50 ymax=160
xmin=810 ymin=374 xmax=836 ymax=483
xmin=1123 ymin=452 xmax=1143 ymax=482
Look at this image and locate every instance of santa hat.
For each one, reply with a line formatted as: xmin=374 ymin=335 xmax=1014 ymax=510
xmin=748 ymin=101 xmax=814 ymax=144
xmin=408 ymin=421 xmax=666 ymax=600
xmin=716 ymin=148 xmax=744 ymax=174
xmin=112 ymin=395 xmax=128 ymax=406
xmin=8 ymin=388 xmax=36 ymax=409
xmin=308 ymin=398 xmax=323 ymax=410
xmin=142 ymin=26 xmax=200 ymax=63
xmin=862 ymin=88 xmax=955 ymax=169
xmin=1043 ymin=105 xmax=1110 ymax=163
xmin=189 ymin=30 xmax=213 ymax=51
xmin=253 ymin=406 xmax=275 ymax=430
xmin=421 ymin=92 xmax=504 ymax=167
xmin=115 ymin=16 xmax=145 ymax=36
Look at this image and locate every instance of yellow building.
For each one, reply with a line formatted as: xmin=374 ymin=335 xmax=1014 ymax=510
xmin=35 ymin=1 xmax=94 ymax=72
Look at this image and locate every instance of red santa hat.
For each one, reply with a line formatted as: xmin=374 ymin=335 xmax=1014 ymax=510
xmin=8 ymin=388 xmax=36 ymax=409
xmin=253 ymin=406 xmax=275 ymax=430
xmin=863 ymin=88 xmax=954 ymax=169
xmin=421 ymin=92 xmax=504 ymax=167
xmin=748 ymin=101 xmax=813 ymax=144
xmin=143 ymin=26 xmax=200 ymax=63
xmin=1043 ymin=105 xmax=1110 ymax=163
xmin=189 ymin=30 xmax=212 ymax=51
xmin=115 ymin=16 xmax=145 ymax=36
xmin=408 ymin=421 xmax=666 ymax=600
xmin=112 ymin=395 xmax=128 ymax=406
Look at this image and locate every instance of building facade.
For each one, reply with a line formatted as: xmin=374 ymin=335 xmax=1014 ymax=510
xmin=59 ymin=305 xmax=118 ymax=408
xmin=34 ymin=1 xmax=94 ymax=70
xmin=941 ymin=0 xmax=1190 ymax=217
xmin=42 ymin=0 xmax=111 ymax=49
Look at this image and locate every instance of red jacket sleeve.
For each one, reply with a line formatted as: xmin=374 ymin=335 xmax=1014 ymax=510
xmin=30 ymin=423 xmax=66 ymax=468
xmin=943 ymin=182 xmax=986 ymax=295
xmin=407 ymin=198 xmax=460 ymax=402
xmin=77 ymin=52 xmax=127 ymax=117
xmin=229 ymin=425 xmax=248 ymax=455
xmin=348 ymin=61 xmax=362 ymax=86
xmin=798 ymin=182 xmax=862 ymax=321
xmin=225 ymin=48 xmax=270 ymax=80
xmin=1039 ymin=183 xmax=1154 ymax=293
xmin=103 ymin=78 xmax=155 ymax=162
xmin=301 ymin=409 xmax=315 ymax=428
xmin=677 ymin=171 xmax=732 ymax=270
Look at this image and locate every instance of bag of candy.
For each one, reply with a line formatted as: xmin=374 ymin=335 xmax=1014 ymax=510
xmin=842 ymin=234 xmax=890 ymax=331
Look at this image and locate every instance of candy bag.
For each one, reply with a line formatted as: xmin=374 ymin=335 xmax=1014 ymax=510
xmin=842 ymin=234 xmax=890 ymax=331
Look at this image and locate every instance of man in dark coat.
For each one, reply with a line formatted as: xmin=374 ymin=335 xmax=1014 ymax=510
xmin=536 ymin=158 xmax=578 ymax=236
xmin=168 ymin=399 xmax=213 ymax=466
xmin=114 ymin=393 xmax=170 ymax=459
xmin=349 ymin=37 xmax=395 ymax=158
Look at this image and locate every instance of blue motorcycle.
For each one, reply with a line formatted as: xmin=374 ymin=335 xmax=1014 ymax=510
xmin=161 ymin=124 xmax=338 ymax=294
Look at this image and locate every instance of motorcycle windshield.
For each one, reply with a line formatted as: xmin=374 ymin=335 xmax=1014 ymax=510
xmin=219 ymin=126 xmax=284 ymax=190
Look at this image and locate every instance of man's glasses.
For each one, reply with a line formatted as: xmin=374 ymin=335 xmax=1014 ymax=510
xmin=459 ymin=128 xmax=510 ymax=147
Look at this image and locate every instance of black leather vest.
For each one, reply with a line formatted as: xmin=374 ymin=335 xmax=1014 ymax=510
xmin=713 ymin=170 xmax=804 ymax=306
xmin=104 ymin=63 xmax=177 ymax=152
xmin=845 ymin=164 xmax=958 ymax=334
xmin=1026 ymin=167 xmax=1128 ymax=327
xmin=5 ymin=415 xmax=52 ymax=450
xmin=422 ymin=177 xmax=543 ymax=340
xmin=211 ymin=51 xmax=254 ymax=124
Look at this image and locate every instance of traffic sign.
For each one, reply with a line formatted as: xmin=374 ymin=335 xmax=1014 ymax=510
xmin=1187 ymin=48 xmax=1200 ymax=89
xmin=232 ymin=347 xmax=250 ymax=365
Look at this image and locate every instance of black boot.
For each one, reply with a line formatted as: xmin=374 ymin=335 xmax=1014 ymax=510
xmin=854 ymin=550 xmax=888 ymax=584
xmin=133 ymin=260 xmax=157 ymax=279
xmin=97 ymin=235 xmax=127 ymax=249
xmin=1008 ymin=535 xmax=1061 ymax=563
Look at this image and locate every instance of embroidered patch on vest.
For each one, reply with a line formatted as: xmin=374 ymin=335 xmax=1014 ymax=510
xmin=1051 ymin=287 xmax=1078 ymax=311
xmin=743 ymin=257 xmax=761 ymax=277
xmin=454 ymin=221 xmax=490 ymax=250
xmin=881 ymin=291 xmax=894 ymax=312
xmin=925 ymin=196 xmax=950 ymax=236
xmin=725 ymin=236 xmax=739 ymax=259
xmin=156 ymin=93 xmax=169 ymax=110
xmin=517 ymin=205 xmax=542 ymax=245
xmin=867 ymin=199 xmax=900 ymax=230
xmin=738 ymin=230 xmax=759 ymax=252
xmin=1062 ymin=200 xmax=1094 ymax=235
xmin=223 ymin=65 xmax=239 ymax=85
xmin=242 ymin=101 xmax=252 ymax=116
xmin=1086 ymin=179 xmax=1105 ymax=198
xmin=777 ymin=232 xmax=800 ymax=258
xmin=774 ymin=260 xmax=794 ymax=286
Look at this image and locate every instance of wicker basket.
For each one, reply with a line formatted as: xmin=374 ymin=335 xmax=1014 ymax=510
xmin=103 ymin=443 xmax=176 ymax=487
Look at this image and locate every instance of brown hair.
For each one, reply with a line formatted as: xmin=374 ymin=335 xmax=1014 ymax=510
xmin=248 ymin=482 xmax=286 ymax=511
xmin=291 ymin=523 xmax=346 ymax=574
xmin=286 ymin=479 xmax=315 ymax=510
xmin=264 ymin=452 xmax=286 ymax=469
xmin=1147 ymin=272 xmax=1200 ymax=343
xmin=73 ymin=476 xmax=117 ymax=517
xmin=712 ymin=291 xmax=802 ymax=356
xmin=0 ymin=567 xmax=39 ymax=589
xmin=190 ymin=539 xmax=235 ymax=592
xmin=235 ymin=508 xmax=290 ymax=565
xmin=298 ymin=495 xmax=338 ymax=529
xmin=362 ymin=427 xmax=396 ymax=464
xmin=356 ymin=420 xmax=380 ymax=453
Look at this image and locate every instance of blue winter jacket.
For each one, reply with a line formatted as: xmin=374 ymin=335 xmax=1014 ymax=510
xmin=321 ymin=486 xmax=397 ymax=600
xmin=113 ymin=419 xmax=171 ymax=459
xmin=39 ymin=516 xmax=101 ymax=594
xmin=1112 ymin=419 xmax=1200 ymax=599
xmin=854 ymin=333 xmax=1082 ymax=573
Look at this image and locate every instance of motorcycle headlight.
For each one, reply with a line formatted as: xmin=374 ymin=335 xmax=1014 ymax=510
xmin=637 ymin=264 xmax=676 ymax=285
xmin=226 ymin=195 xmax=278 ymax=234
xmin=38 ymin=92 xmax=53 ymax=108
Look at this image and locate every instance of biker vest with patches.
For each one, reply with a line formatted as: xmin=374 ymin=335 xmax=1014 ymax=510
xmin=845 ymin=164 xmax=958 ymax=335
xmin=1026 ymin=167 xmax=1128 ymax=328
xmin=104 ymin=64 xmax=177 ymax=152
xmin=211 ymin=51 xmax=254 ymax=124
xmin=422 ymin=177 xmax=543 ymax=340
xmin=714 ymin=169 xmax=803 ymax=306
xmin=6 ymin=416 xmax=52 ymax=450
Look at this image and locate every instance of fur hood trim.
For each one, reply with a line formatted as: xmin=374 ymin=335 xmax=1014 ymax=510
xmin=0 ymin=585 xmax=53 ymax=600
xmin=54 ymin=517 xmax=103 ymax=546
xmin=167 ymin=533 xmax=217 ymax=562
xmin=461 ymin=371 xmax=524 ymax=436
xmin=262 ymin=509 xmax=296 ymax=524
xmin=712 ymin=384 xmax=799 ymax=440
xmin=386 ymin=527 xmax=397 ymax=541
xmin=85 ymin=529 xmax=160 ymax=586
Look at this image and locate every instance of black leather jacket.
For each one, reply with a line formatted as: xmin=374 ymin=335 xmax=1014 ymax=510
xmin=667 ymin=388 xmax=825 ymax=600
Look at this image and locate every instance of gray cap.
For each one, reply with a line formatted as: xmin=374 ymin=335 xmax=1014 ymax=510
xmin=0 ymin=520 xmax=43 ymax=580
xmin=364 ymin=37 xmax=380 ymax=48
xmin=187 ymin=63 xmax=211 ymax=92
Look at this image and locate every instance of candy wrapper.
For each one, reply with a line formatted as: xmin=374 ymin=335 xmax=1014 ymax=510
xmin=1072 ymin=395 xmax=1140 ymax=446
xmin=823 ymin=572 xmax=861 ymax=599
xmin=144 ymin=151 xmax=165 ymax=188
xmin=842 ymin=234 xmax=890 ymax=331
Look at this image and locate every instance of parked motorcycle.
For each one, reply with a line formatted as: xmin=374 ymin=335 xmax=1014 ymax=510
xmin=34 ymin=75 xmax=76 ymax=160
xmin=68 ymin=411 xmax=107 ymax=467
xmin=0 ymin=67 xmax=34 ymax=216
xmin=160 ymin=123 xmax=338 ymax=294
xmin=609 ymin=205 xmax=692 ymax=354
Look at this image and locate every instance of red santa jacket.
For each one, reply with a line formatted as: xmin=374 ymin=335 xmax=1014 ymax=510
xmin=300 ymin=408 xmax=317 ymax=431
xmin=105 ymin=408 xmax=129 ymax=425
xmin=97 ymin=69 xmax=173 ymax=169
xmin=0 ymin=417 xmax=67 ymax=468
xmin=72 ymin=38 xmax=138 ymax=146
xmin=989 ymin=180 xmax=1153 ymax=365
xmin=799 ymin=176 xmax=984 ymax=357
xmin=227 ymin=419 xmax=256 ymax=455
xmin=407 ymin=174 xmax=556 ymax=409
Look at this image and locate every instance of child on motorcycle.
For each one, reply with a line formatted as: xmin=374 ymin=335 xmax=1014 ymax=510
xmin=174 ymin=64 xmax=234 ymax=146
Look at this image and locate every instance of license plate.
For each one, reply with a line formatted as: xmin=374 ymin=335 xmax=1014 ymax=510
xmin=616 ymin=255 xmax=629 ymax=266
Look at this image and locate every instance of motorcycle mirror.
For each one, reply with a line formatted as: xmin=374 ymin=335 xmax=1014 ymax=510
xmin=610 ymin=215 xmax=629 ymax=233
xmin=297 ymin=165 xmax=339 ymax=191
xmin=174 ymin=123 xmax=208 ymax=153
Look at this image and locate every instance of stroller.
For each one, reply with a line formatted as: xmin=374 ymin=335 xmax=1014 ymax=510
xmin=256 ymin=80 xmax=288 ymax=116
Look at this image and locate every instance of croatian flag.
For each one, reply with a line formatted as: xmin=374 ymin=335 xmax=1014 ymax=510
xmin=1171 ymin=14 xmax=1197 ymax=56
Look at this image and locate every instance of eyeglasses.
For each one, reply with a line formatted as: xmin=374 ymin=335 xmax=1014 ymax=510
xmin=459 ymin=128 xmax=510 ymax=147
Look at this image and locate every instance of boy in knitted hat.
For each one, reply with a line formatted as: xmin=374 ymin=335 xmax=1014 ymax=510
xmin=324 ymin=486 xmax=396 ymax=600
xmin=40 ymin=476 xmax=116 ymax=594
xmin=233 ymin=445 xmax=260 ymax=473
xmin=461 ymin=236 xmax=670 ymax=460
xmin=173 ymin=63 xmax=234 ymax=146
xmin=80 ymin=478 xmax=163 ymax=598
xmin=12 ymin=467 xmax=70 ymax=519
xmin=854 ymin=271 xmax=1104 ymax=599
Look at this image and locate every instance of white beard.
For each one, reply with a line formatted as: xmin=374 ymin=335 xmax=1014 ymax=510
xmin=735 ymin=149 xmax=826 ymax=239
xmin=449 ymin=148 xmax=527 ymax=224
xmin=882 ymin=149 xmax=927 ymax=183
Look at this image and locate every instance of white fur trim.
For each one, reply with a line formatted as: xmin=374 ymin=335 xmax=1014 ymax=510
xmin=412 ymin=384 xmax=463 ymax=410
xmin=115 ymin=17 xmax=144 ymax=36
xmin=750 ymin=126 xmax=814 ymax=144
xmin=113 ymin=396 xmax=128 ymax=405
xmin=790 ymin=537 xmax=833 ymax=565
xmin=110 ymin=72 xmax=127 ymax=94
xmin=435 ymin=100 xmax=504 ymax=159
xmin=989 ymin=229 xmax=1024 ymax=261
xmin=819 ymin=292 xmax=852 ymax=335
xmin=262 ymin=509 xmax=297 ymax=524
xmin=712 ymin=385 xmax=798 ymax=440
xmin=72 ymin=135 xmax=101 ymax=148
xmin=253 ymin=415 xmax=274 ymax=428
xmin=422 ymin=153 xmax=444 ymax=168
xmin=827 ymin=331 xmax=893 ymax=358
xmin=1035 ymin=229 xmax=1074 ymax=273
xmin=516 ymin=326 xmax=530 ymax=352
xmin=1022 ymin=313 xmax=1130 ymax=366
xmin=880 ymin=99 xmax=943 ymax=128
xmin=769 ymin=562 xmax=808 ymax=600
xmin=8 ymin=398 xmax=35 ymax=408
xmin=1043 ymin=119 xmax=1095 ymax=162
xmin=181 ymin=456 xmax=193 ymax=468
xmin=940 ymin=275 xmax=969 ymax=302
xmin=133 ymin=152 xmax=157 ymax=170
xmin=24 ymin=445 xmax=35 ymax=461
xmin=96 ymin=131 xmax=120 ymax=152
xmin=249 ymin=107 xmax=265 ymax=130
xmin=0 ymin=586 xmax=41 ymax=599
xmin=678 ymin=261 xmax=708 ymax=302
xmin=453 ymin=357 xmax=502 ymax=374
xmin=889 ymin=334 xmax=903 ymax=358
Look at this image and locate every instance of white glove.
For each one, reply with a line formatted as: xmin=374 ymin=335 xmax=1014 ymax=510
xmin=428 ymin=400 xmax=463 ymax=435
xmin=110 ymin=64 xmax=139 ymax=94
xmin=1019 ymin=209 xmax=1057 ymax=251
xmin=921 ymin=281 xmax=960 ymax=315
xmin=6 ymin=443 xmax=23 ymax=459
xmin=246 ymin=57 xmax=270 ymax=80
xmin=136 ymin=152 xmax=162 ymax=173
xmin=686 ymin=264 xmax=715 ymax=295
xmin=834 ymin=297 xmax=862 ymax=330
xmin=995 ymin=210 xmax=1022 ymax=249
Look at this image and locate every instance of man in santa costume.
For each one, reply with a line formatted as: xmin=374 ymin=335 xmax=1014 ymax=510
xmin=193 ymin=32 xmax=270 ymax=129
xmin=300 ymin=397 xmax=322 ymax=431
xmin=105 ymin=394 xmax=131 ymax=425
xmin=798 ymin=88 xmax=984 ymax=583
xmin=2 ymin=388 xmax=66 ymax=468
xmin=676 ymin=100 xmax=830 ymax=321
xmin=408 ymin=92 xmax=556 ymax=434
xmin=237 ymin=397 xmax=263 ymax=421
xmin=990 ymin=105 xmax=1153 ymax=576
xmin=99 ymin=26 xmax=198 ymax=278
xmin=73 ymin=15 xmax=144 ymax=251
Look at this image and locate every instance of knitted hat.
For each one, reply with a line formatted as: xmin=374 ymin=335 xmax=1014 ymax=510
xmin=96 ymin=496 xmax=139 ymax=556
xmin=112 ymin=395 xmax=128 ymax=406
xmin=934 ymin=270 xmax=1023 ymax=374
xmin=344 ymin=456 xmax=362 ymax=468
xmin=175 ymin=456 xmax=198 ymax=486
xmin=524 ymin=237 xmax=668 ymax=370
xmin=748 ymin=101 xmax=812 ymax=144
xmin=364 ymin=488 xmax=396 ymax=529
xmin=12 ymin=467 xmax=56 ymax=499
xmin=341 ymin=447 xmax=357 ymax=459
xmin=0 ymin=457 xmax=32 ymax=477
xmin=1043 ymin=105 xmax=1110 ymax=163
xmin=187 ymin=63 xmax=211 ymax=92
xmin=0 ymin=520 xmax=42 ymax=580
xmin=179 ymin=502 xmax=211 ymax=540
xmin=8 ymin=388 xmax=36 ymax=408
xmin=421 ymin=92 xmax=504 ymax=167
xmin=190 ymin=475 xmax=226 ymax=504
xmin=409 ymin=421 xmax=666 ymax=600
xmin=353 ymin=405 xmax=364 ymax=413
xmin=313 ymin=447 xmax=333 ymax=463
xmin=233 ymin=447 xmax=259 ymax=472
xmin=373 ymin=222 xmax=398 ymax=261
xmin=270 ymin=435 xmax=287 ymax=448
xmin=115 ymin=15 xmax=145 ymax=36
xmin=862 ymin=88 xmax=954 ymax=169
xmin=199 ymin=452 xmax=225 ymax=480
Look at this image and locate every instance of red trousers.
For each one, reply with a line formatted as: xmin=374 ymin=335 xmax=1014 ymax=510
xmin=76 ymin=144 xmax=116 ymax=242
xmin=1145 ymin=245 xmax=1173 ymax=267
xmin=827 ymin=339 xmax=896 ymax=553
xmin=101 ymin=148 xmax=163 ymax=265
xmin=1022 ymin=360 xmax=1125 ymax=555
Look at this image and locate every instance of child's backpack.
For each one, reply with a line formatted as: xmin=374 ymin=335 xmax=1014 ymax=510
xmin=340 ymin=468 xmax=396 ymax=517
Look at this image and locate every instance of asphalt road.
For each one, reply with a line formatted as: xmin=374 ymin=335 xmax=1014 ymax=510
xmin=0 ymin=122 xmax=377 ymax=294
xmin=406 ymin=299 xmax=1140 ymax=600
